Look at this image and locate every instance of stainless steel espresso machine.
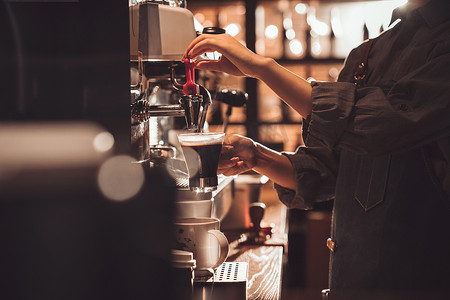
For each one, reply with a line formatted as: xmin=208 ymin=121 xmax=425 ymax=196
xmin=128 ymin=2 xmax=247 ymax=299
xmin=129 ymin=0 xmax=207 ymax=163
xmin=128 ymin=0 xmax=236 ymax=217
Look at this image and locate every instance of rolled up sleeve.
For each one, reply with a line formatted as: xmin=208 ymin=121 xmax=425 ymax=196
xmin=308 ymin=50 xmax=450 ymax=156
xmin=273 ymin=82 xmax=351 ymax=209
xmin=306 ymin=81 xmax=357 ymax=150
xmin=274 ymin=146 xmax=338 ymax=209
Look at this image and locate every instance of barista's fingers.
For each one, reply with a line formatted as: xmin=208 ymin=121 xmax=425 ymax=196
xmin=183 ymin=34 xmax=217 ymax=59
xmin=196 ymin=59 xmax=244 ymax=76
xmin=187 ymin=40 xmax=224 ymax=60
xmin=222 ymin=144 xmax=234 ymax=151
xmin=194 ymin=60 xmax=220 ymax=71
xmin=221 ymin=161 xmax=249 ymax=176
xmin=183 ymin=35 xmax=225 ymax=60
xmin=220 ymin=144 xmax=234 ymax=156
xmin=217 ymin=157 xmax=239 ymax=174
xmin=186 ymin=35 xmax=238 ymax=60
xmin=221 ymin=167 xmax=237 ymax=176
xmin=196 ymin=60 xmax=224 ymax=72
xmin=219 ymin=157 xmax=239 ymax=167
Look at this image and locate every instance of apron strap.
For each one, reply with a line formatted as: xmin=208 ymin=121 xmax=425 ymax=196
xmin=353 ymin=39 xmax=374 ymax=86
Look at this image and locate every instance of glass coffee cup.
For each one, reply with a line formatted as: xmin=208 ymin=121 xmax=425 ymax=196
xmin=177 ymin=132 xmax=225 ymax=192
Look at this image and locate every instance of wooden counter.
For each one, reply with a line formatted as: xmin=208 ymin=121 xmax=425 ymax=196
xmin=224 ymin=186 xmax=288 ymax=300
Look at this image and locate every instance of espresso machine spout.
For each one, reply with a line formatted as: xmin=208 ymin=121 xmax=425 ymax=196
xmin=172 ymin=65 xmax=212 ymax=132
xmin=130 ymin=84 xmax=211 ymax=133
xmin=131 ymin=101 xmax=185 ymax=125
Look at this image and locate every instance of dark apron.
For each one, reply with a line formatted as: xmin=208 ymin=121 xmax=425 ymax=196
xmin=329 ymin=147 xmax=450 ymax=291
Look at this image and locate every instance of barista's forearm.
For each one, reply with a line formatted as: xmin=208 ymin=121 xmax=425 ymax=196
xmin=255 ymin=58 xmax=312 ymax=118
xmin=252 ymin=143 xmax=296 ymax=191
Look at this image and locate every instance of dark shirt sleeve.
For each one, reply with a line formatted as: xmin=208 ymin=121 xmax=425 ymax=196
xmin=274 ymin=146 xmax=338 ymax=210
xmin=275 ymin=37 xmax=450 ymax=208
xmin=308 ymin=41 xmax=450 ymax=156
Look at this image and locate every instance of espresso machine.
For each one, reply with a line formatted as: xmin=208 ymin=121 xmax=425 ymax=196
xmin=129 ymin=1 xmax=247 ymax=167
xmin=129 ymin=0 xmax=210 ymax=165
xmin=128 ymin=0 xmax=241 ymax=217
xmin=128 ymin=2 xmax=248 ymax=299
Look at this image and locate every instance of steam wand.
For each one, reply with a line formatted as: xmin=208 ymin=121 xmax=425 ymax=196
xmin=213 ymin=89 xmax=248 ymax=133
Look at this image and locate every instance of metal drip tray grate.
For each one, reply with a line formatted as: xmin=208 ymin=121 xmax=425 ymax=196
xmin=174 ymin=176 xmax=189 ymax=188
xmin=194 ymin=262 xmax=248 ymax=300
xmin=215 ymin=262 xmax=248 ymax=282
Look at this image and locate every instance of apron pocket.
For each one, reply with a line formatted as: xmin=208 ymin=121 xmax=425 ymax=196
xmin=354 ymin=154 xmax=391 ymax=211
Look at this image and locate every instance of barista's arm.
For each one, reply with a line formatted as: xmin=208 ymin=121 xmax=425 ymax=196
xmin=253 ymin=143 xmax=297 ymax=191
xmin=218 ymin=135 xmax=296 ymax=191
xmin=184 ymin=34 xmax=312 ymax=117
xmin=255 ymin=58 xmax=312 ymax=118
xmin=219 ymin=134 xmax=337 ymax=209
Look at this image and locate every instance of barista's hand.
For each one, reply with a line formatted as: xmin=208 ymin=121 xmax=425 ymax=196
xmin=218 ymin=134 xmax=257 ymax=176
xmin=218 ymin=134 xmax=297 ymax=190
xmin=183 ymin=34 xmax=269 ymax=78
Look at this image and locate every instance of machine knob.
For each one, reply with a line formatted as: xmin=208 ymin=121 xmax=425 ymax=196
xmin=131 ymin=100 xmax=150 ymax=124
xmin=214 ymin=89 xmax=248 ymax=107
xmin=202 ymin=27 xmax=226 ymax=34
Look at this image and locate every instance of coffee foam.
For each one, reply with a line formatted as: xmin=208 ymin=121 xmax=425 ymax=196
xmin=178 ymin=133 xmax=224 ymax=146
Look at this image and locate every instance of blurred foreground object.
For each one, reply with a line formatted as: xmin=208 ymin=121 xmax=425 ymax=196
xmin=0 ymin=122 xmax=176 ymax=300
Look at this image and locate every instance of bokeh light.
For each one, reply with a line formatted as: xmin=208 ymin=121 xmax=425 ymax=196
xmin=283 ymin=18 xmax=293 ymax=29
xmin=93 ymin=132 xmax=114 ymax=153
xmin=285 ymin=28 xmax=295 ymax=40
xmin=225 ymin=23 xmax=241 ymax=37
xmin=98 ymin=155 xmax=144 ymax=202
xmin=265 ymin=25 xmax=279 ymax=40
xmin=295 ymin=3 xmax=307 ymax=15
xmin=289 ymin=39 xmax=304 ymax=55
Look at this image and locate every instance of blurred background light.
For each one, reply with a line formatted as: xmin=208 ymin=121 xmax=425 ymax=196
xmin=203 ymin=20 xmax=213 ymax=28
xmin=193 ymin=16 xmax=204 ymax=32
xmin=225 ymin=23 xmax=241 ymax=37
xmin=331 ymin=7 xmax=344 ymax=37
xmin=98 ymin=155 xmax=145 ymax=202
xmin=265 ymin=24 xmax=279 ymax=40
xmin=310 ymin=20 xmax=330 ymax=36
xmin=93 ymin=132 xmax=115 ymax=153
xmin=194 ymin=12 xmax=205 ymax=23
xmin=289 ymin=39 xmax=304 ymax=55
xmin=285 ymin=28 xmax=295 ymax=40
xmin=295 ymin=3 xmax=307 ymax=15
xmin=283 ymin=18 xmax=293 ymax=29
xmin=312 ymin=41 xmax=322 ymax=56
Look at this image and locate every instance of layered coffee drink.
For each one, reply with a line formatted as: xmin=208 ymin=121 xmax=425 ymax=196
xmin=178 ymin=132 xmax=225 ymax=192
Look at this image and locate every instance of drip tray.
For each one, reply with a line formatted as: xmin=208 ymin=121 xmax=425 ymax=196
xmin=194 ymin=262 xmax=248 ymax=300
